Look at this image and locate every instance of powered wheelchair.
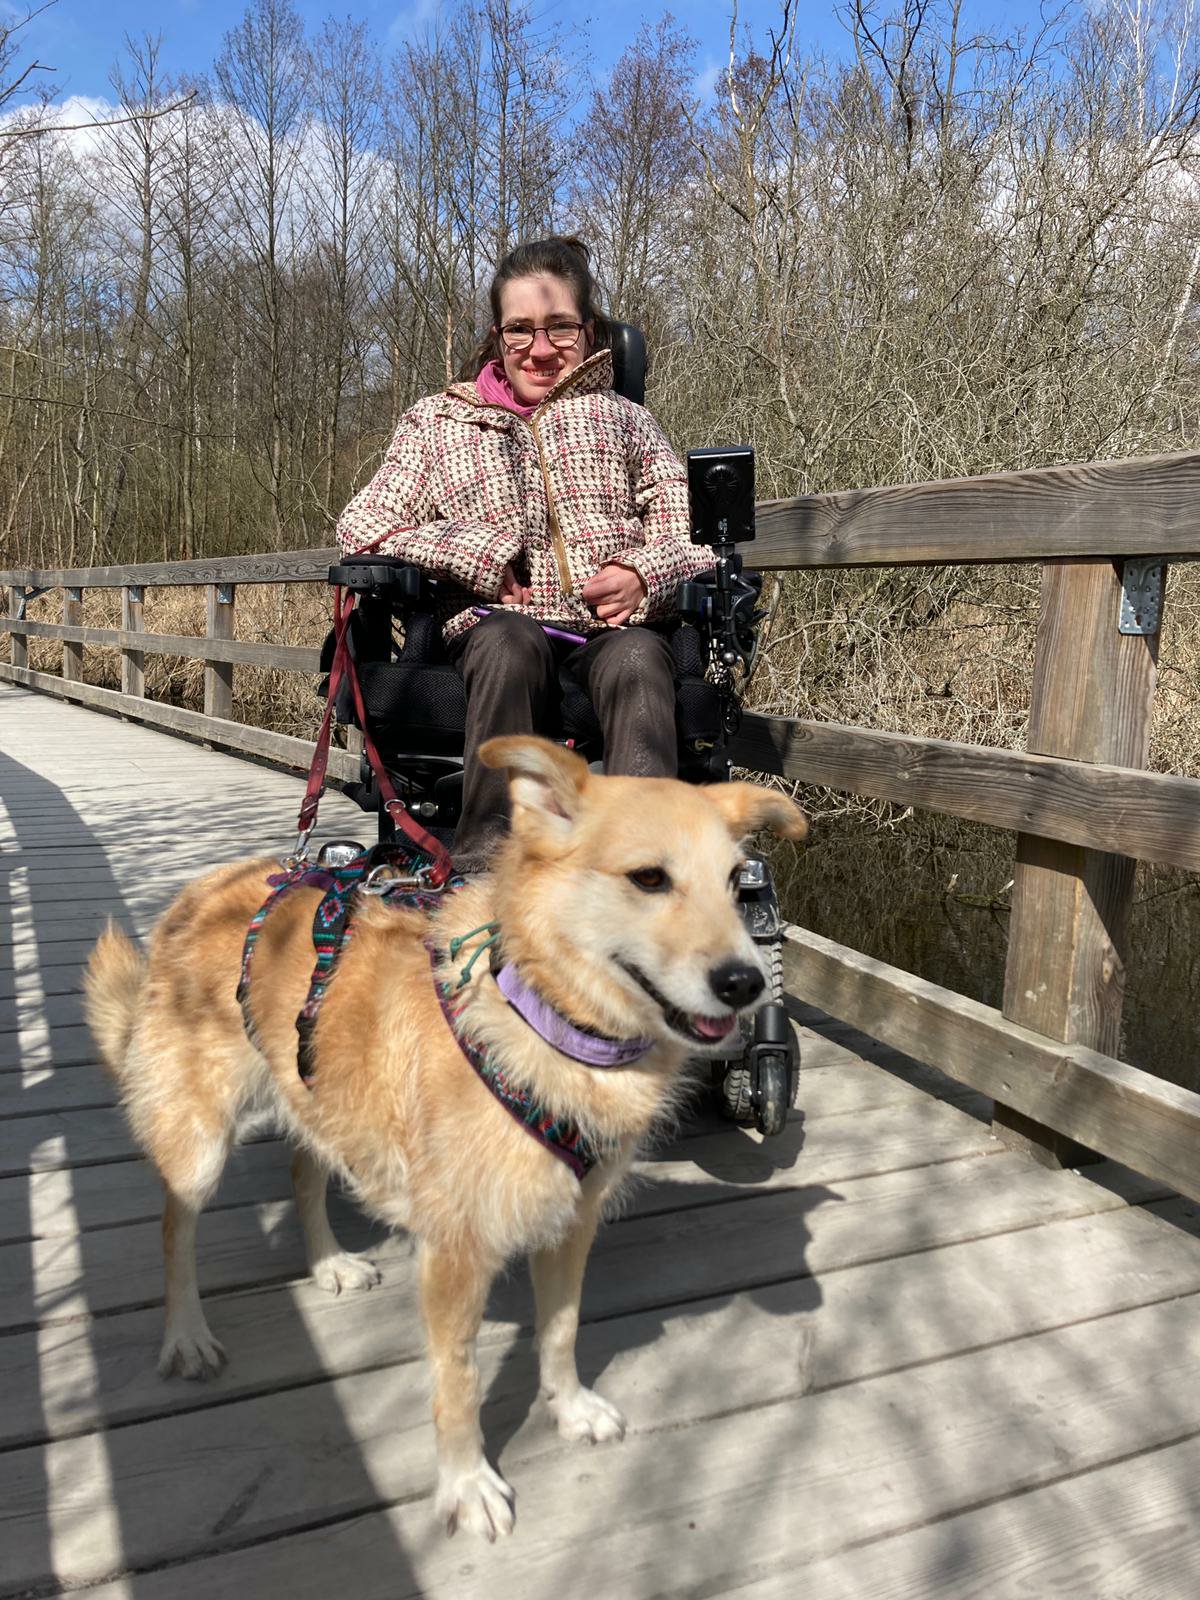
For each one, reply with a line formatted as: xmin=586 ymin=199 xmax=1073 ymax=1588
xmin=320 ymin=325 xmax=797 ymax=1136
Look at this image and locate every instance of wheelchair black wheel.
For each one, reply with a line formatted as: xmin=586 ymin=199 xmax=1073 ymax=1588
xmin=755 ymin=1054 xmax=790 ymax=1138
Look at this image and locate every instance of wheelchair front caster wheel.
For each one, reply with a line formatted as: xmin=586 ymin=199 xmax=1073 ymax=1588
xmin=753 ymin=1053 xmax=789 ymax=1138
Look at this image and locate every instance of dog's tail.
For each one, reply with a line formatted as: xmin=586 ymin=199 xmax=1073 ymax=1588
xmin=84 ymin=924 xmax=147 ymax=1085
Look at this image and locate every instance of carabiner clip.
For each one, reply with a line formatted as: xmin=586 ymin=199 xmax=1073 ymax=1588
xmin=281 ymin=826 xmax=313 ymax=869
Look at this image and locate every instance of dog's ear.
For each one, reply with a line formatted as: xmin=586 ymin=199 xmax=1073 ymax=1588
xmin=477 ymin=736 xmax=589 ymax=841
xmin=703 ymin=782 xmax=808 ymax=844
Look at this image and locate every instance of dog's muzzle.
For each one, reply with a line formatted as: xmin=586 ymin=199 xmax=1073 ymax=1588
xmin=616 ymin=958 xmax=749 ymax=1045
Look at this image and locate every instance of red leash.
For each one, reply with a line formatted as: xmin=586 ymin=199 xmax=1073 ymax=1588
xmin=298 ymin=549 xmax=452 ymax=887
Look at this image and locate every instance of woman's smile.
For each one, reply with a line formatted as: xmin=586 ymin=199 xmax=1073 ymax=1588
xmin=496 ymin=272 xmax=591 ymax=407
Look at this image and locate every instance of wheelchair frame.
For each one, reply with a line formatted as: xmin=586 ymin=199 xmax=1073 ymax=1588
xmin=321 ymin=342 xmax=798 ymax=1135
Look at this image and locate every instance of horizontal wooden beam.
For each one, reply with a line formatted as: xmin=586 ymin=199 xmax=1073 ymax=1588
xmin=731 ymin=713 xmax=1200 ymax=871
xmin=752 ymin=448 xmax=1200 ymax=568
xmin=0 ymin=664 xmax=357 ymax=782
xmin=782 ymin=924 xmax=1200 ymax=1203
xmin=2 ymin=618 xmax=321 ymax=672
xmin=0 ymin=548 xmax=340 ymax=589
xmin=2 ymin=450 xmax=1199 ymax=590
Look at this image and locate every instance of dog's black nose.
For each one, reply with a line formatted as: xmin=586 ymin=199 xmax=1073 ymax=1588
xmin=708 ymin=961 xmax=764 ymax=1009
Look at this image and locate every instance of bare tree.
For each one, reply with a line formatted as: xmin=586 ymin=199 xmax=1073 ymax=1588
xmin=214 ymin=0 xmax=309 ymax=543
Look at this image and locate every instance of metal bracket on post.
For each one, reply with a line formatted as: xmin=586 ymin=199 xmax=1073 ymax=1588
xmin=15 ymin=585 xmax=52 ymax=620
xmin=127 ymin=584 xmax=145 ymax=604
xmin=216 ymin=583 xmax=235 ymax=605
xmin=1118 ymin=559 xmax=1167 ymax=636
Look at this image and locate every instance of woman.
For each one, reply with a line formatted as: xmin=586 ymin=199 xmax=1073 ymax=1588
xmin=336 ymin=236 xmax=710 ymax=868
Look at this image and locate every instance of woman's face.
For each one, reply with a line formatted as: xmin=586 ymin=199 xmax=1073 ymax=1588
xmin=495 ymin=272 xmax=592 ymax=406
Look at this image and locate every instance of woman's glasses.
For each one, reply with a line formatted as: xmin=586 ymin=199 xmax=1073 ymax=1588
xmin=500 ymin=320 xmax=585 ymax=353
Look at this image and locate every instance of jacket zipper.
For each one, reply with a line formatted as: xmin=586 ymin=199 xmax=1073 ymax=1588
xmin=529 ymin=414 xmax=573 ymax=596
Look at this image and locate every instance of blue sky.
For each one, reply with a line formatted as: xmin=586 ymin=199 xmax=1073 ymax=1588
xmin=11 ymin=0 xmax=1061 ymax=107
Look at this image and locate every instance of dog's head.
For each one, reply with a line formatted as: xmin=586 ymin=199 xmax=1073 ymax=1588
xmin=478 ymin=737 xmax=808 ymax=1051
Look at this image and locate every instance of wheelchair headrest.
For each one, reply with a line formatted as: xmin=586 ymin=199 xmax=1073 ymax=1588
xmin=609 ymin=322 xmax=646 ymax=406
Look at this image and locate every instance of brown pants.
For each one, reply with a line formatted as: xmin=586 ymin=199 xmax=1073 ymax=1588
xmin=450 ymin=612 xmax=677 ymax=863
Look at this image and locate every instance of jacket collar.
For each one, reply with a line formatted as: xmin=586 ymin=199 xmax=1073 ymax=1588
xmin=443 ymin=348 xmax=614 ymax=417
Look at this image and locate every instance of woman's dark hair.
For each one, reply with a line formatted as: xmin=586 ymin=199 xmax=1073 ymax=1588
xmin=462 ymin=236 xmax=610 ymax=379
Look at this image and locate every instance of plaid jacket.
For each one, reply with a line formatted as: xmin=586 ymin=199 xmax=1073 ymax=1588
xmin=335 ymin=349 xmax=710 ymax=642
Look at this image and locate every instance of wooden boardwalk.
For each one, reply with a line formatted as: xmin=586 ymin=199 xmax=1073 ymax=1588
xmin=2 ymin=681 xmax=1200 ymax=1599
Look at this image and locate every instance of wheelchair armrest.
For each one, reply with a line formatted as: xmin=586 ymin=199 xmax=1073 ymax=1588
xmin=329 ymin=554 xmax=426 ymax=600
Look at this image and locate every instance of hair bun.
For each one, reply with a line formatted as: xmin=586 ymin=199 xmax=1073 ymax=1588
xmin=554 ymin=235 xmax=590 ymax=264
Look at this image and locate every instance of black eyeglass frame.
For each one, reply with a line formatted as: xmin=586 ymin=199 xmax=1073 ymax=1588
xmin=498 ymin=320 xmax=589 ymax=353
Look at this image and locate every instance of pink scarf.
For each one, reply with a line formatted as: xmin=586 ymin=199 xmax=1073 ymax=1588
xmin=475 ymin=359 xmax=538 ymax=418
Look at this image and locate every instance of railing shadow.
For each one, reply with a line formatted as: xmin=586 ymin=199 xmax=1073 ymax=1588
xmin=0 ymin=712 xmax=421 ymax=1596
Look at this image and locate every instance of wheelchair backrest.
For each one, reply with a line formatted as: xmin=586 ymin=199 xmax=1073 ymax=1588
xmin=609 ymin=322 xmax=646 ymax=406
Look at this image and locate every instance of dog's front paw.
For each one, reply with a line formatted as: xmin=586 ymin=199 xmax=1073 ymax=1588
xmin=158 ymin=1324 xmax=227 ymax=1381
xmin=311 ymin=1251 xmax=382 ymax=1296
xmin=436 ymin=1460 xmax=515 ymax=1542
xmin=547 ymin=1385 xmax=627 ymax=1444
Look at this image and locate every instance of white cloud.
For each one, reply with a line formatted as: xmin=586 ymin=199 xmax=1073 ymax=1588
xmin=387 ymin=0 xmax=443 ymax=47
xmin=692 ymin=60 xmax=722 ymax=105
xmin=0 ymin=95 xmax=118 ymax=159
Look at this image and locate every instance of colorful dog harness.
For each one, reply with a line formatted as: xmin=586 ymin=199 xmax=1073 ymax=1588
xmin=428 ymin=947 xmax=617 ymax=1181
xmin=237 ymin=846 xmax=622 ymax=1179
xmin=237 ymin=842 xmax=450 ymax=1086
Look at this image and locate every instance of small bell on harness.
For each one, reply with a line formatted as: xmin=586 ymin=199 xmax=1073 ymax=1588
xmin=317 ymin=839 xmax=368 ymax=869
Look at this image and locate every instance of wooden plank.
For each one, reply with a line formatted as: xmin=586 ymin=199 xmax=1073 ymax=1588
xmin=4 ymin=617 xmax=320 ymax=673
xmin=728 ymin=713 xmax=1200 ymax=871
xmin=5 ymin=1201 xmax=1198 ymax=1593
xmin=0 ymin=665 xmax=357 ymax=781
xmin=0 ymin=1138 xmax=291 ymax=1241
xmin=997 ymin=558 xmax=1158 ymax=1165
xmin=781 ymin=923 xmax=1200 ymax=1202
xmin=0 ymin=548 xmax=340 ymax=589
xmin=0 ymin=1059 xmax=112 ymax=1113
xmin=0 ymin=1149 xmax=1166 ymax=1446
xmin=121 ymin=583 xmax=144 ymax=698
xmin=68 ymin=1291 xmax=1200 ymax=1600
xmin=0 ymin=1102 xmax=146 ymax=1173
xmin=751 ymin=448 xmax=1200 ymax=568
xmin=724 ymin=1430 xmax=1200 ymax=1599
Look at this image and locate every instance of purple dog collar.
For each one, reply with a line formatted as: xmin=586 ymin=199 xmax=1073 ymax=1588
xmin=495 ymin=963 xmax=653 ymax=1068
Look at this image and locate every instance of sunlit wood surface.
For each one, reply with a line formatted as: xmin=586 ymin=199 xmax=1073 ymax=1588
xmin=2 ymin=682 xmax=1199 ymax=1599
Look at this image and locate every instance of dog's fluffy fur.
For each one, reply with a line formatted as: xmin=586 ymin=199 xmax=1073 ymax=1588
xmin=85 ymin=737 xmax=807 ymax=1540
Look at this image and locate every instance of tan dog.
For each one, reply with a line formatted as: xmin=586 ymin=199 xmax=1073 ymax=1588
xmin=85 ymin=736 xmax=806 ymax=1540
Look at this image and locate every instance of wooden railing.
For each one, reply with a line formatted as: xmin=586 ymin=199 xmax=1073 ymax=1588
xmin=4 ymin=444 xmax=1200 ymax=1202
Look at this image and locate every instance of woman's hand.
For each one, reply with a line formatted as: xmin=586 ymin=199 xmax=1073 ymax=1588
xmin=581 ymin=563 xmax=647 ymax=626
xmin=498 ymin=564 xmax=532 ymax=605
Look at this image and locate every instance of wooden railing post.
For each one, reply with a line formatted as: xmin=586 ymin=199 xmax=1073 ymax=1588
xmin=204 ymin=582 xmax=235 ymax=719
xmin=996 ymin=557 xmax=1162 ymax=1166
xmin=62 ymin=587 xmax=83 ymax=681
xmin=121 ymin=584 xmax=145 ymax=698
xmin=8 ymin=587 xmax=26 ymax=671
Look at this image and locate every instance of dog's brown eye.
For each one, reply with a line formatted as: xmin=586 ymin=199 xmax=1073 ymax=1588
xmin=628 ymin=867 xmax=671 ymax=893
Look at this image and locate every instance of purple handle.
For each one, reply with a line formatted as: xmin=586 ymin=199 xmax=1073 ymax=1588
xmin=473 ymin=606 xmax=588 ymax=646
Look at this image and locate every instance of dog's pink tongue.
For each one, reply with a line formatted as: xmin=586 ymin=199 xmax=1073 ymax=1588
xmin=692 ymin=1013 xmax=736 ymax=1041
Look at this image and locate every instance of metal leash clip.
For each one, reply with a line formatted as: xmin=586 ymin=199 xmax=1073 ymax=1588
xmin=361 ymin=860 xmax=449 ymax=897
xmin=280 ymin=827 xmax=314 ymax=869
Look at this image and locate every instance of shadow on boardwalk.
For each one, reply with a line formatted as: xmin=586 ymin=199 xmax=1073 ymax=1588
xmin=0 ymin=742 xmax=422 ymax=1596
